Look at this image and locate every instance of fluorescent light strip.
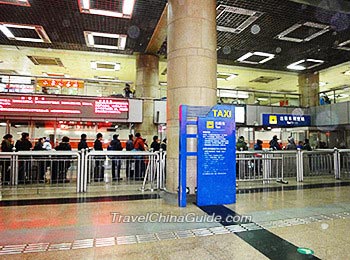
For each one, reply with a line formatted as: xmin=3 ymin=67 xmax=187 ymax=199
xmin=336 ymin=40 xmax=350 ymax=51
xmin=123 ymin=0 xmax=135 ymax=15
xmin=237 ymin=52 xmax=275 ymax=64
xmin=81 ymin=0 xmax=90 ymax=9
xmin=276 ymin=22 xmax=330 ymax=43
xmin=79 ymin=0 xmax=135 ymax=18
xmin=0 ymin=23 xmax=51 ymax=43
xmin=85 ymin=31 xmax=127 ymax=50
xmin=287 ymin=59 xmax=324 ymax=70
xmin=216 ymin=4 xmax=263 ymax=34
xmin=0 ymin=25 xmax=14 ymax=38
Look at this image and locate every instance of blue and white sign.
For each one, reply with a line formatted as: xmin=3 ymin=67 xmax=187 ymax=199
xmin=197 ymin=105 xmax=236 ymax=206
xmin=262 ymin=114 xmax=311 ymax=127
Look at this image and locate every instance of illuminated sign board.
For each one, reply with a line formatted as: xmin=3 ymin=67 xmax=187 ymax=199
xmin=37 ymin=79 xmax=84 ymax=88
xmin=0 ymin=94 xmax=129 ymax=120
xmin=262 ymin=114 xmax=311 ymax=127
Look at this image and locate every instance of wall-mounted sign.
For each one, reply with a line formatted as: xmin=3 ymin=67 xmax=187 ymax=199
xmin=37 ymin=79 xmax=84 ymax=88
xmin=262 ymin=113 xmax=311 ymax=127
xmin=0 ymin=94 xmax=128 ymax=120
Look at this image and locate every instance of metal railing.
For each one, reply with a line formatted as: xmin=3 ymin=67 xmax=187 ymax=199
xmin=236 ymin=149 xmax=345 ymax=183
xmin=1 ymin=149 xmax=348 ymax=194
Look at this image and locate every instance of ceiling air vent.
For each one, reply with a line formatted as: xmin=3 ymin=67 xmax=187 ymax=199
xmin=27 ymin=56 xmax=64 ymax=66
xmin=0 ymin=69 xmax=18 ymax=75
xmin=250 ymin=76 xmax=281 ymax=83
xmin=217 ymin=72 xmax=238 ymax=80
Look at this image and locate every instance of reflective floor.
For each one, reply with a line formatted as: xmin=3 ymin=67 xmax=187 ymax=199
xmin=0 ymin=178 xmax=349 ymax=259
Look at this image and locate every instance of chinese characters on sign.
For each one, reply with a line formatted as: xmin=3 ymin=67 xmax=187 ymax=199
xmin=262 ymin=114 xmax=311 ymax=127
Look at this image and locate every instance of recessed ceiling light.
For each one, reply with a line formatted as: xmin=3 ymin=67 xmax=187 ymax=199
xmin=0 ymin=23 xmax=51 ymax=43
xmin=0 ymin=0 xmax=30 ymax=7
xmin=78 ymin=0 xmax=135 ymax=18
xmin=287 ymin=59 xmax=324 ymax=70
xmin=84 ymin=31 xmax=127 ymax=50
xmin=216 ymin=4 xmax=263 ymax=34
xmin=336 ymin=39 xmax=350 ymax=51
xmin=342 ymin=70 xmax=350 ymax=75
xmin=319 ymin=82 xmax=328 ymax=87
xmin=91 ymin=61 xmax=121 ymax=71
xmin=275 ymin=22 xmax=330 ymax=43
xmin=237 ymin=52 xmax=275 ymax=64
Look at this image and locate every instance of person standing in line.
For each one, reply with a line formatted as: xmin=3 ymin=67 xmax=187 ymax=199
xmin=297 ymin=141 xmax=304 ymax=149
xmin=93 ymin=133 xmax=104 ymax=181
xmin=125 ymin=134 xmax=134 ymax=179
xmin=78 ymin=133 xmax=89 ymax=151
xmin=1 ymin=134 xmax=14 ymax=184
xmin=160 ymin=138 xmax=167 ymax=151
xmin=42 ymin=137 xmax=52 ymax=150
xmin=53 ymin=136 xmax=72 ymax=182
xmin=236 ymin=136 xmax=248 ymax=151
xmin=302 ymin=139 xmax=312 ymax=151
xmin=15 ymin=132 xmax=33 ymax=184
xmin=253 ymin=139 xmax=263 ymax=174
xmin=109 ymin=134 xmax=123 ymax=181
xmin=133 ymin=133 xmax=145 ymax=180
xmin=150 ymin=135 xmax=160 ymax=152
xmin=269 ymin=135 xmax=281 ymax=150
xmin=33 ymin=137 xmax=45 ymax=182
xmin=285 ymin=136 xmax=297 ymax=150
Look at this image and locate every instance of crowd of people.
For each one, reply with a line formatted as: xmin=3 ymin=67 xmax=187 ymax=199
xmin=1 ymin=131 xmax=167 ymax=184
xmin=236 ymin=135 xmax=315 ymax=152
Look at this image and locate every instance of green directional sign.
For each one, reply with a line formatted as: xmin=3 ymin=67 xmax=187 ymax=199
xmin=297 ymin=247 xmax=314 ymax=255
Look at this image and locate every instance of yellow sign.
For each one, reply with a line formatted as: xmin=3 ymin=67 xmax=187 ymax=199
xmin=206 ymin=121 xmax=214 ymax=129
xmin=269 ymin=115 xmax=277 ymax=124
xmin=212 ymin=109 xmax=232 ymax=118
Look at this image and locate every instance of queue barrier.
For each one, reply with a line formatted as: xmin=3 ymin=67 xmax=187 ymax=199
xmin=236 ymin=149 xmax=347 ymax=183
xmin=0 ymin=150 xmax=166 ymax=193
xmin=1 ymin=149 xmax=349 ymax=193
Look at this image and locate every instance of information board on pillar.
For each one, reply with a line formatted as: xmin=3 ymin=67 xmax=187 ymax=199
xmin=197 ymin=105 xmax=236 ymax=206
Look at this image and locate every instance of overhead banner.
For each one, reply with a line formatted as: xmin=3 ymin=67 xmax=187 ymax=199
xmin=0 ymin=94 xmax=129 ymax=120
xmin=262 ymin=113 xmax=311 ymax=127
xmin=197 ymin=105 xmax=236 ymax=206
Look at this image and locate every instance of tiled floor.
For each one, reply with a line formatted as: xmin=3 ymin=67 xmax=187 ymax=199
xmin=0 ymin=179 xmax=349 ymax=259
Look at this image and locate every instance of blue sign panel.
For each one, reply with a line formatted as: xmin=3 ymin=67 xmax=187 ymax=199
xmin=197 ymin=105 xmax=236 ymax=206
xmin=262 ymin=114 xmax=311 ymax=127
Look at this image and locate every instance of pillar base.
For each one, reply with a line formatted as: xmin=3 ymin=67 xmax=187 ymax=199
xmin=160 ymin=190 xmax=196 ymax=206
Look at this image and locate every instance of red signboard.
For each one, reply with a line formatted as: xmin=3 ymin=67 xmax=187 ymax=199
xmin=0 ymin=94 xmax=129 ymax=120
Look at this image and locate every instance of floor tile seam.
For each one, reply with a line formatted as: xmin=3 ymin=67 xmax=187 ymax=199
xmin=0 ymin=194 xmax=161 ymax=207
xmin=0 ymin=225 xmax=259 ymax=255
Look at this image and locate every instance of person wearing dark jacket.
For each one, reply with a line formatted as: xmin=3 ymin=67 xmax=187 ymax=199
xmin=78 ymin=133 xmax=89 ymax=151
xmin=150 ymin=135 xmax=160 ymax=152
xmin=160 ymin=138 xmax=167 ymax=151
xmin=269 ymin=135 xmax=281 ymax=150
xmin=109 ymin=134 xmax=123 ymax=181
xmin=53 ymin=136 xmax=72 ymax=182
xmin=1 ymin=134 xmax=13 ymax=183
xmin=93 ymin=133 xmax=104 ymax=181
xmin=125 ymin=134 xmax=134 ymax=179
xmin=15 ymin=132 xmax=33 ymax=183
xmin=254 ymin=139 xmax=263 ymax=174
